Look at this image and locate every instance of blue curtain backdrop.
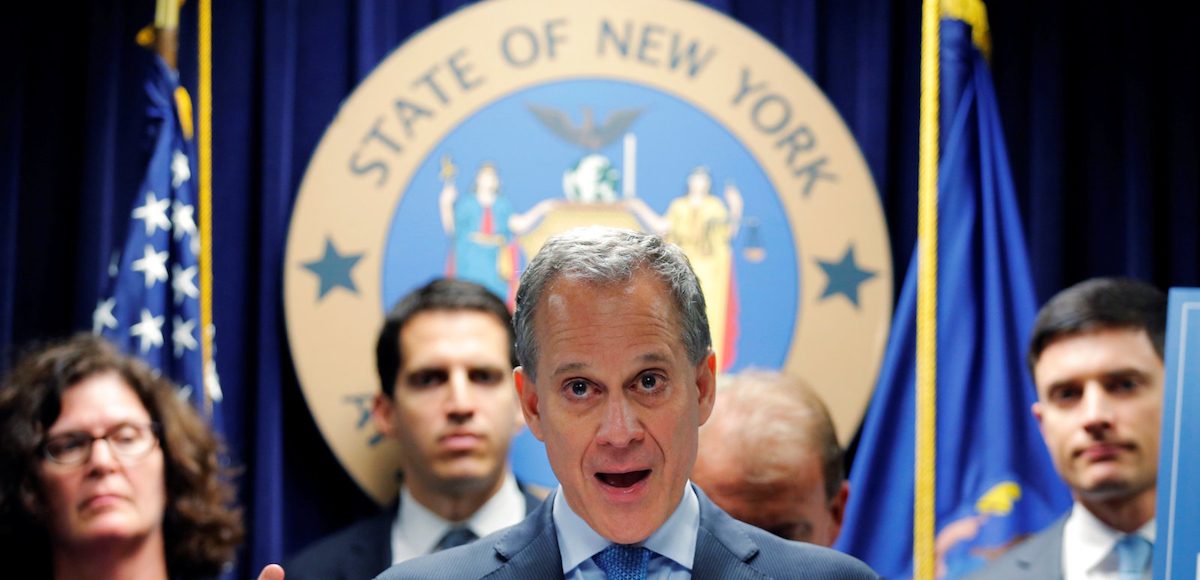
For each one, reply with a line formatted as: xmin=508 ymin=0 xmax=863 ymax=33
xmin=2 ymin=0 xmax=1197 ymax=574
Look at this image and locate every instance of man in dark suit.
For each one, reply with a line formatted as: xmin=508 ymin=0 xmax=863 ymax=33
xmin=692 ymin=370 xmax=849 ymax=548
xmin=972 ymin=278 xmax=1166 ymax=579
xmin=376 ymin=228 xmax=876 ymax=579
xmin=285 ymin=279 xmax=545 ymax=580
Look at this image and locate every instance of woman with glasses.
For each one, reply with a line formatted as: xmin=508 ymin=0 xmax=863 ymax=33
xmin=0 ymin=334 xmax=243 ymax=579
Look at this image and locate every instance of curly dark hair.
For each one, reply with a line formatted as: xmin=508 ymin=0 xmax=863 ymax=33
xmin=0 ymin=334 xmax=243 ymax=579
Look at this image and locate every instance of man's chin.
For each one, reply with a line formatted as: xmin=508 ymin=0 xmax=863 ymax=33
xmin=431 ymin=464 xmax=504 ymax=494
xmin=1077 ymin=476 xmax=1142 ymax=502
xmin=581 ymin=489 xmax=666 ymax=545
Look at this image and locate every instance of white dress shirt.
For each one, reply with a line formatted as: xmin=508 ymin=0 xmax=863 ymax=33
xmin=389 ymin=472 xmax=527 ymax=564
xmin=1062 ymin=502 xmax=1155 ymax=580
xmin=553 ymin=481 xmax=700 ymax=579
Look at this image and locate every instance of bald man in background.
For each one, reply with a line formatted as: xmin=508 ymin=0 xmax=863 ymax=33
xmin=692 ymin=370 xmax=849 ymax=547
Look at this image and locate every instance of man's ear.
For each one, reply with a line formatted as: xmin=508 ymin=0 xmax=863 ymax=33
xmin=514 ymin=367 xmax=544 ymax=441
xmin=830 ymin=480 xmax=850 ymax=527
xmin=826 ymin=480 xmax=850 ymax=546
xmin=372 ymin=392 xmax=397 ymax=438
xmin=695 ymin=351 xmax=717 ymax=426
xmin=1031 ymin=401 xmax=1045 ymax=431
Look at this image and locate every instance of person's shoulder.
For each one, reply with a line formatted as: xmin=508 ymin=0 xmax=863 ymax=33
xmin=372 ymin=528 xmax=504 ymax=580
xmin=965 ymin=516 xmax=1066 ymax=580
xmin=284 ymin=511 xmax=394 ymax=580
xmin=376 ymin=498 xmax=558 ymax=580
xmin=737 ymin=522 xmax=879 ymax=579
xmin=694 ymin=486 xmax=878 ymax=579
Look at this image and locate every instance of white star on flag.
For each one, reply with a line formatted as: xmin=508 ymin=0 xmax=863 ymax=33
xmin=92 ymin=297 xmax=118 ymax=334
xmin=172 ymin=201 xmax=196 ymax=242
xmin=172 ymin=264 xmax=199 ymax=304
xmin=132 ymin=191 xmax=172 ymax=236
xmin=172 ymin=316 xmax=198 ymax=358
xmin=132 ymin=244 xmax=169 ymax=288
xmin=171 ymin=150 xmax=191 ymax=189
xmin=129 ymin=308 xmax=165 ymax=353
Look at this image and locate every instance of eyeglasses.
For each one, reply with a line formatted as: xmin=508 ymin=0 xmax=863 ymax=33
xmin=40 ymin=422 xmax=161 ymax=466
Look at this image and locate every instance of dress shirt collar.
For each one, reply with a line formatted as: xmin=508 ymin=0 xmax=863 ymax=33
xmin=390 ymin=471 xmax=525 ymax=563
xmin=552 ymin=481 xmax=700 ymax=574
xmin=1062 ymin=501 xmax=1156 ymax=580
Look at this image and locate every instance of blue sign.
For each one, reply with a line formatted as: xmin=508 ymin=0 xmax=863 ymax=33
xmin=1154 ymin=288 xmax=1200 ymax=580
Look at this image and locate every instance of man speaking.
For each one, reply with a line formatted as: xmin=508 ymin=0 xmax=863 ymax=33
xmin=375 ymin=228 xmax=876 ymax=579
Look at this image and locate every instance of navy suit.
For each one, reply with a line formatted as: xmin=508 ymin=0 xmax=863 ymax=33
xmin=374 ymin=486 xmax=878 ymax=580
xmin=966 ymin=516 xmax=1066 ymax=580
xmin=285 ymin=485 xmax=545 ymax=580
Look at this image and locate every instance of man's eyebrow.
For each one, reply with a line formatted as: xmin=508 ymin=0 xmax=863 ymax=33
xmin=551 ymin=361 xmax=589 ymax=377
xmin=1044 ymin=367 xmax=1153 ymax=392
xmin=550 ymin=352 xmax=671 ymax=377
xmin=1101 ymin=368 xmax=1154 ymax=382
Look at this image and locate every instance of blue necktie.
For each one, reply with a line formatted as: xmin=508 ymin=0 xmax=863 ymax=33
xmin=1114 ymin=534 xmax=1152 ymax=580
xmin=592 ymin=544 xmax=650 ymax=580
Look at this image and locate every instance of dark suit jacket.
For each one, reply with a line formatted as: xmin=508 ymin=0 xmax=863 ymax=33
xmin=966 ymin=515 xmax=1066 ymax=580
xmin=374 ymin=485 xmax=879 ymax=580
xmin=284 ymin=485 xmax=546 ymax=580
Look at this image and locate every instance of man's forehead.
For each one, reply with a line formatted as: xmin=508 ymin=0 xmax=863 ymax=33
xmin=1034 ymin=327 xmax=1162 ymax=385
xmin=541 ymin=272 xmax=677 ymax=318
xmin=399 ymin=309 xmax=511 ymax=356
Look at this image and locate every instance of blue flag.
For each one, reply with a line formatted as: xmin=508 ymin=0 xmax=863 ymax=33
xmin=93 ymin=55 xmax=220 ymax=426
xmin=834 ymin=12 xmax=1071 ymax=578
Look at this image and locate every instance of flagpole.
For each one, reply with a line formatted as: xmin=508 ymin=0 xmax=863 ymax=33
xmin=198 ymin=0 xmax=215 ymax=417
xmin=151 ymin=0 xmax=179 ymax=69
xmin=915 ymin=0 xmax=940 ymax=577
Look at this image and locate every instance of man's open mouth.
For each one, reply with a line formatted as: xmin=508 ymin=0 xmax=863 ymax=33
xmin=596 ymin=470 xmax=651 ymax=488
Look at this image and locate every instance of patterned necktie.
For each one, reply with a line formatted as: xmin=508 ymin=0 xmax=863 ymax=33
xmin=1114 ymin=534 xmax=1152 ymax=580
xmin=592 ymin=544 xmax=650 ymax=580
xmin=434 ymin=526 xmax=478 ymax=552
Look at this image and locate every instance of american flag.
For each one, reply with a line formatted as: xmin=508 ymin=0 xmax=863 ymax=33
xmin=93 ymin=55 xmax=220 ymax=421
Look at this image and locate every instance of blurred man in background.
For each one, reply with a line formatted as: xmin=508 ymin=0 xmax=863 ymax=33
xmin=692 ymin=370 xmax=848 ymax=547
xmin=285 ymin=279 xmax=543 ymax=580
xmin=973 ymin=277 xmax=1165 ymax=579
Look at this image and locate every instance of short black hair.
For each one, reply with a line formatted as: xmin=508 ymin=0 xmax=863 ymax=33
xmin=375 ymin=278 xmax=515 ymax=397
xmin=1028 ymin=277 xmax=1167 ymax=372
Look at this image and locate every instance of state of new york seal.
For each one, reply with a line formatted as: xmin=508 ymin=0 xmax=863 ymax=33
xmin=285 ymin=0 xmax=892 ymax=504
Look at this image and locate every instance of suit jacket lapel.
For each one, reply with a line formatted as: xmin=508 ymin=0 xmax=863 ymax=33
xmin=486 ymin=489 xmax=564 ymax=579
xmin=484 ymin=486 xmax=769 ymax=580
xmin=692 ymin=486 xmax=768 ymax=580
xmin=1015 ymin=516 xmax=1066 ymax=579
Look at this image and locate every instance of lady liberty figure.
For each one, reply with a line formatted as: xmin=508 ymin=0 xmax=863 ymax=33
xmin=439 ymin=158 xmax=556 ymax=304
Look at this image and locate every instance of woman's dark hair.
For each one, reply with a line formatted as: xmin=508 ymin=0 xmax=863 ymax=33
xmin=0 ymin=334 xmax=243 ymax=578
